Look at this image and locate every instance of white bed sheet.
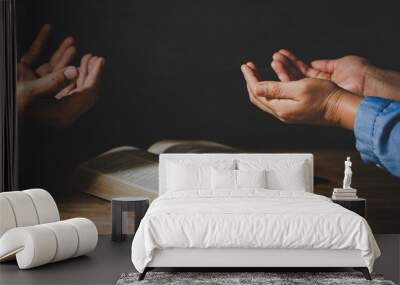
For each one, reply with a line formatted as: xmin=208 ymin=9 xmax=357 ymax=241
xmin=131 ymin=190 xmax=380 ymax=273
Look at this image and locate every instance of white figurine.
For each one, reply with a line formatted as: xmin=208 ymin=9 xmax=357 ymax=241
xmin=343 ymin=157 xmax=353 ymax=189
xmin=332 ymin=157 xmax=358 ymax=199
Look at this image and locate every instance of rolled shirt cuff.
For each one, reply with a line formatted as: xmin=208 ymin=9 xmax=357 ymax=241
xmin=354 ymin=96 xmax=392 ymax=167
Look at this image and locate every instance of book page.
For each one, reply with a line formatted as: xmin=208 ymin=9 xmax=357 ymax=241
xmin=80 ymin=146 xmax=158 ymax=193
xmin=148 ymin=140 xmax=239 ymax=154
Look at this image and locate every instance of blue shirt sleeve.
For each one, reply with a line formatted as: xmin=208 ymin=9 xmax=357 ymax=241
xmin=354 ymin=96 xmax=400 ymax=178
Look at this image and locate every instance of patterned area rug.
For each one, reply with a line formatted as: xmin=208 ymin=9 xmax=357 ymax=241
xmin=116 ymin=272 xmax=396 ymax=285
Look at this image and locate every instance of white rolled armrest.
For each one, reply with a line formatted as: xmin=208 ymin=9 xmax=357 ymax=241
xmin=63 ymin=218 xmax=98 ymax=257
xmin=0 ymin=218 xmax=98 ymax=269
xmin=0 ymin=189 xmax=60 ymax=237
xmin=1 ymin=191 xmax=40 ymax=228
xmin=0 ymin=196 xmax=17 ymax=237
xmin=42 ymin=221 xmax=79 ymax=262
xmin=0 ymin=225 xmax=57 ymax=268
xmin=23 ymin=188 xmax=60 ymax=224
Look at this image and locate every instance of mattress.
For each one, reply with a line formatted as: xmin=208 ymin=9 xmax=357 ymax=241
xmin=131 ymin=190 xmax=380 ymax=273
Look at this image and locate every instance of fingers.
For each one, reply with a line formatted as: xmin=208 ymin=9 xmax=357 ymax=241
xmin=253 ymin=81 xmax=294 ymax=100
xmin=274 ymin=49 xmax=331 ymax=80
xmin=76 ymin=54 xmax=92 ymax=88
xmin=241 ymin=63 xmax=293 ymax=100
xmin=54 ymin=83 xmax=76 ymax=100
xmin=20 ymin=24 xmax=51 ymax=66
xmin=245 ymin=62 xmax=257 ymax=71
xmin=25 ymin=55 xmax=104 ymax=128
xmin=56 ymin=54 xmax=104 ymax=99
xmin=271 ymin=60 xmax=290 ymax=82
xmin=245 ymin=62 xmax=263 ymax=80
xmin=36 ymin=37 xmax=76 ymax=77
xmin=53 ymin=46 xmax=76 ymax=71
xmin=241 ymin=62 xmax=260 ymax=87
xmin=49 ymin=37 xmax=75 ymax=68
xmin=50 ymin=56 xmax=104 ymax=127
xmin=241 ymin=62 xmax=259 ymax=83
xmin=241 ymin=63 xmax=264 ymax=98
xmin=278 ymin=49 xmax=309 ymax=75
xmin=271 ymin=52 xmax=303 ymax=81
xmin=84 ymin=56 xmax=105 ymax=88
xmin=241 ymin=62 xmax=288 ymax=116
xmin=310 ymin=59 xmax=337 ymax=73
xmin=22 ymin=66 xmax=78 ymax=99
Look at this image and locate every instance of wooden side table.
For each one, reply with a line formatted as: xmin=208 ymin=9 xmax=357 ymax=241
xmin=332 ymin=198 xmax=366 ymax=218
xmin=112 ymin=197 xmax=149 ymax=242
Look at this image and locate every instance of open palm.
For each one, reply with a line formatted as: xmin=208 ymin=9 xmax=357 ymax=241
xmin=271 ymin=49 xmax=369 ymax=96
xmin=17 ymin=24 xmax=105 ymax=127
xmin=18 ymin=24 xmax=76 ymax=83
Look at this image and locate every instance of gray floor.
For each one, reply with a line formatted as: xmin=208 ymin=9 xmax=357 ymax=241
xmin=0 ymin=235 xmax=134 ymax=285
xmin=374 ymin=235 xmax=400 ymax=284
xmin=1 ymin=235 xmax=399 ymax=285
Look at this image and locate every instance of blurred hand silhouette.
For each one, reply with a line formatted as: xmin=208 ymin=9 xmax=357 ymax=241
xmin=17 ymin=24 xmax=105 ymax=127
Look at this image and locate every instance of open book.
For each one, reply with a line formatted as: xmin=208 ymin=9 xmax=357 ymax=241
xmin=72 ymin=140 xmax=238 ymax=201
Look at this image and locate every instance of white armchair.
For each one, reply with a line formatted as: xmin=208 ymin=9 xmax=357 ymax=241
xmin=0 ymin=189 xmax=97 ymax=269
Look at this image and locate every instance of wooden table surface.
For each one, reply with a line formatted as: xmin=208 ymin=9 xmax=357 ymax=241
xmin=56 ymin=149 xmax=400 ymax=234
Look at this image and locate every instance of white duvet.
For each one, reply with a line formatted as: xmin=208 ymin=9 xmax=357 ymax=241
xmin=131 ymin=190 xmax=380 ymax=273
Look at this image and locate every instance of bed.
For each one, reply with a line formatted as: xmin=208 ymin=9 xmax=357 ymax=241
xmin=131 ymin=153 xmax=380 ymax=280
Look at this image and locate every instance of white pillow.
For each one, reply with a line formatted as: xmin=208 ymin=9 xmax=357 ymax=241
xmin=211 ymin=168 xmax=267 ymax=190
xmin=167 ymin=163 xmax=209 ymax=191
xmin=236 ymin=169 xmax=267 ymax=188
xmin=238 ymin=159 xmax=308 ymax=191
xmin=166 ymin=160 xmax=235 ymax=191
xmin=211 ymin=169 xmax=236 ymax=190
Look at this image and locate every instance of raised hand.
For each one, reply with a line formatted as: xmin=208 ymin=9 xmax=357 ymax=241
xmin=18 ymin=24 xmax=76 ymax=81
xmin=27 ymin=55 xmax=105 ymax=127
xmin=271 ymin=49 xmax=400 ymax=101
xmin=271 ymin=49 xmax=368 ymax=94
xmin=23 ymin=54 xmax=105 ymax=128
xmin=17 ymin=66 xmax=79 ymax=112
xmin=17 ymin=24 xmax=105 ymax=128
xmin=270 ymin=49 xmax=331 ymax=82
xmin=241 ymin=62 xmax=362 ymax=130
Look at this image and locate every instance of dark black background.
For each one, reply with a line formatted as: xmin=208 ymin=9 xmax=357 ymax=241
xmin=16 ymin=0 xmax=400 ymax=190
